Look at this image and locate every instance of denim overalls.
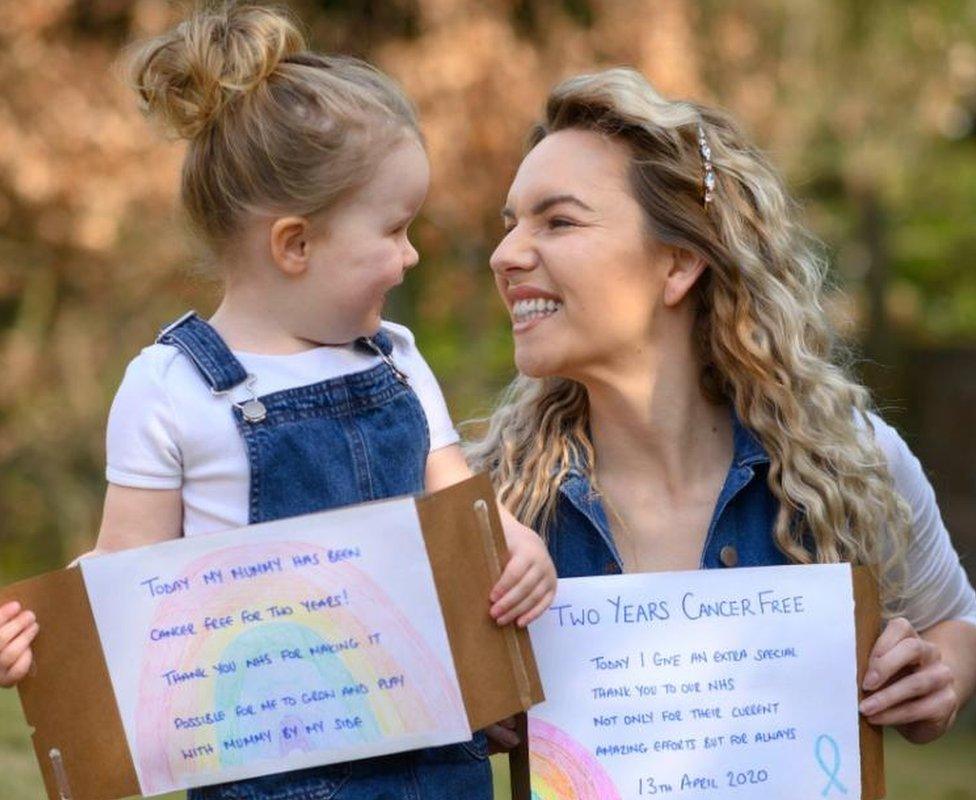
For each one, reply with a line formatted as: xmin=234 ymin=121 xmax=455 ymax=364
xmin=547 ymin=409 xmax=790 ymax=578
xmin=157 ymin=313 xmax=491 ymax=800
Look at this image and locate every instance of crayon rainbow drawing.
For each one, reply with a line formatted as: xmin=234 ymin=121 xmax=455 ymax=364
xmin=133 ymin=541 xmax=465 ymax=792
xmin=529 ymin=717 xmax=620 ymax=800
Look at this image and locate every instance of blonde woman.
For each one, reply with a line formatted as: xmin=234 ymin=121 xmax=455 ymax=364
xmin=471 ymin=68 xmax=976 ymax=750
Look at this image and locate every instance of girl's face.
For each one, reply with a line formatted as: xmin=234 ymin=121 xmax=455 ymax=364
xmin=490 ymin=128 xmax=674 ymax=380
xmin=301 ymin=136 xmax=430 ymax=343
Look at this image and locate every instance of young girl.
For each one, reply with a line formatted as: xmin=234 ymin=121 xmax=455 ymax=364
xmin=0 ymin=4 xmax=556 ymax=798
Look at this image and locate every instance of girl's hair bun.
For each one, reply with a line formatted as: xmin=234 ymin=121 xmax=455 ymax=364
xmin=127 ymin=3 xmax=305 ymax=139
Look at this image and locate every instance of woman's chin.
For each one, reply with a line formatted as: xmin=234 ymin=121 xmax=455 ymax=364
xmin=514 ymin=346 xmax=561 ymax=379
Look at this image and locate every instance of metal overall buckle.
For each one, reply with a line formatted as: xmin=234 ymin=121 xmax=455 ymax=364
xmin=212 ymin=374 xmax=267 ymax=423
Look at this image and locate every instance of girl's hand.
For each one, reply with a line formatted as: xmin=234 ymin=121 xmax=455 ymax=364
xmin=490 ymin=508 xmax=557 ymax=628
xmin=859 ymin=617 xmax=958 ymax=743
xmin=421 ymin=446 xmax=557 ymax=626
xmin=485 ymin=715 xmax=521 ymax=754
xmin=0 ymin=601 xmax=39 ymax=688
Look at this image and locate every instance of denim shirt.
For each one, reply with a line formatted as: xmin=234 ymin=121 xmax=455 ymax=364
xmin=547 ymin=411 xmax=790 ymax=578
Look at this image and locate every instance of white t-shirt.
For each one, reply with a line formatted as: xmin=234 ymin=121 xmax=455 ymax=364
xmin=867 ymin=413 xmax=976 ymax=629
xmin=106 ymin=321 xmax=458 ymax=537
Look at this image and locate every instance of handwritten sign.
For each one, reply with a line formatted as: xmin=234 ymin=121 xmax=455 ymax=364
xmin=527 ymin=564 xmax=860 ymax=800
xmin=79 ymin=497 xmax=470 ymax=795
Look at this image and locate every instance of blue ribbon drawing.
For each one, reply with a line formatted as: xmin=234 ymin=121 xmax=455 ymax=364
xmin=815 ymin=734 xmax=848 ymax=797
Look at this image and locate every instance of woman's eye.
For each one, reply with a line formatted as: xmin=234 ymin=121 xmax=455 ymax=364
xmin=547 ymin=217 xmax=575 ymax=229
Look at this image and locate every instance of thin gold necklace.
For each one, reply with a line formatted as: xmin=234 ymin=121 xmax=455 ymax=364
xmin=596 ymin=480 xmax=641 ymax=573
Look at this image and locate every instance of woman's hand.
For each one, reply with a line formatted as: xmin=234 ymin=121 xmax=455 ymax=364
xmin=485 ymin=716 xmax=521 ymax=754
xmin=490 ymin=506 xmax=557 ymax=628
xmin=0 ymin=601 xmax=39 ymax=688
xmin=859 ymin=616 xmax=958 ymax=743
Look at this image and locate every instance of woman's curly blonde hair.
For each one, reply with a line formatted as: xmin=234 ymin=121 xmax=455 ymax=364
xmin=466 ymin=68 xmax=911 ymax=606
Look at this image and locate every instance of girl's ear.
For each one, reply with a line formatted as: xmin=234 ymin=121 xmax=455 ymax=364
xmin=662 ymin=245 xmax=708 ymax=307
xmin=270 ymin=216 xmax=312 ymax=276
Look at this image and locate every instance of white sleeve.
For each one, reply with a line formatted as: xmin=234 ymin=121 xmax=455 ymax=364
xmin=869 ymin=413 xmax=976 ymax=629
xmin=384 ymin=322 xmax=460 ymax=452
xmin=105 ymin=348 xmax=183 ymax=489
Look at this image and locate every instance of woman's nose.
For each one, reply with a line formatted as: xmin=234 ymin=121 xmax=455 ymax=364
xmin=489 ymin=228 xmax=536 ymax=275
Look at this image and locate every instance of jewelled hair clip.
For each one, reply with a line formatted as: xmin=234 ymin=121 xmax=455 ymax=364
xmin=698 ymin=124 xmax=716 ymax=207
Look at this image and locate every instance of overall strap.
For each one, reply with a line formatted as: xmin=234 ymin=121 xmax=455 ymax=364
xmin=357 ymin=328 xmax=408 ymax=384
xmin=362 ymin=328 xmax=393 ymax=355
xmin=156 ymin=311 xmax=249 ymax=393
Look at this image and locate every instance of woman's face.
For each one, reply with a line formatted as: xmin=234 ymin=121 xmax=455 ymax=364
xmin=491 ymin=128 xmax=676 ymax=380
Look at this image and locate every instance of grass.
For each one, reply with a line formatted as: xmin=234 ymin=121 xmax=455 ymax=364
xmin=1 ymin=689 xmax=972 ymax=798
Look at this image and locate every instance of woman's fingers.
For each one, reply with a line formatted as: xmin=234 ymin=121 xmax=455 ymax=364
xmin=484 ymin=722 xmax=521 ymax=753
xmin=859 ymin=660 xmax=953 ymax=717
xmin=864 ymin=685 xmax=958 ymax=729
xmin=864 ymin=617 xmax=914 ymax=687
xmin=873 ymin=617 xmax=915 ymax=656
xmin=859 ymin=618 xmax=958 ymax=740
xmin=863 ymin=623 xmax=933 ymax=691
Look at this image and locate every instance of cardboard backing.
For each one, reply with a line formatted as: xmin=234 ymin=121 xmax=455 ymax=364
xmin=0 ymin=474 xmax=544 ymax=800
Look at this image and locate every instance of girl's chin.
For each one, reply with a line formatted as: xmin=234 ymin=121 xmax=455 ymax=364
xmin=358 ymin=307 xmax=385 ymax=336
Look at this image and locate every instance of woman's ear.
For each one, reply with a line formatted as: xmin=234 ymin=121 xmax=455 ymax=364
xmin=270 ymin=216 xmax=312 ymax=277
xmin=662 ymin=246 xmax=708 ymax=307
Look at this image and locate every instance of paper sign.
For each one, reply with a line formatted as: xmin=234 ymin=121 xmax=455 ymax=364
xmin=79 ymin=496 xmax=470 ymax=795
xmin=528 ymin=564 xmax=861 ymax=800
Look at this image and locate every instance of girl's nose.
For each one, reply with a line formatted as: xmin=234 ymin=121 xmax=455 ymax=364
xmin=403 ymin=238 xmax=420 ymax=271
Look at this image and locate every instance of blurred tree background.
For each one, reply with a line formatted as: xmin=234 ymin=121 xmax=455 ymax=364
xmin=0 ymin=0 xmax=974 ymax=590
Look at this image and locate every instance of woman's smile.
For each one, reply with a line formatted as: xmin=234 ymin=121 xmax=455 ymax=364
xmin=511 ymin=298 xmax=563 ymax=333
xmin=504 ymin=284 xmax=565 ymax=333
